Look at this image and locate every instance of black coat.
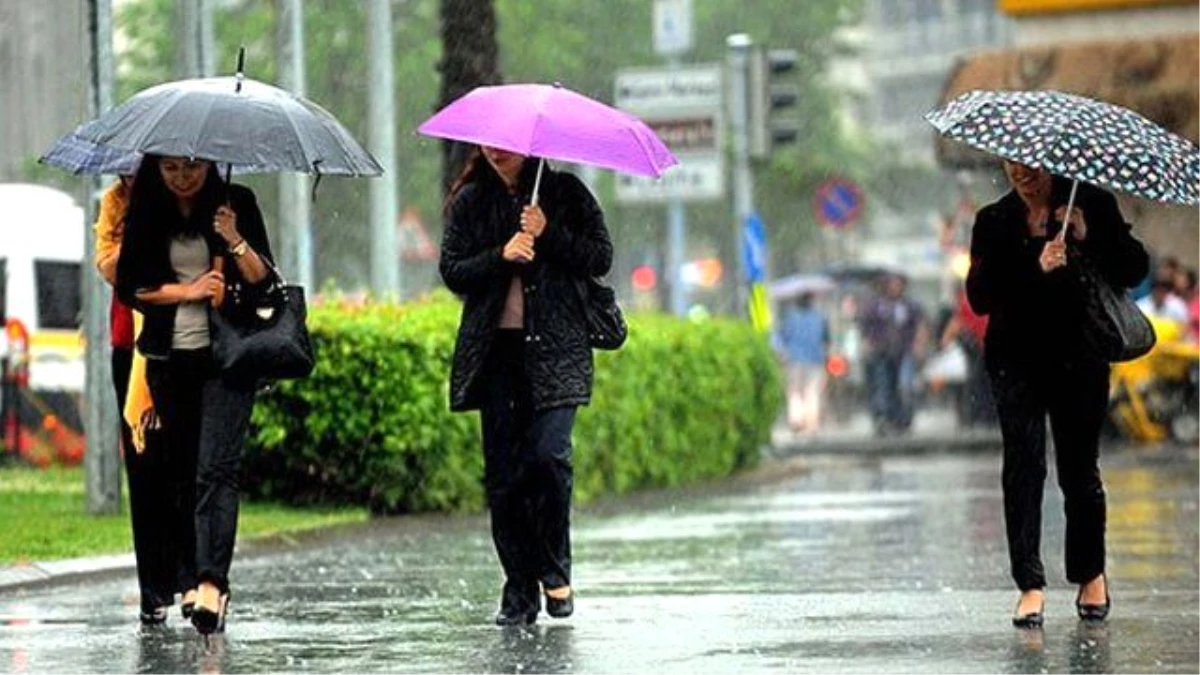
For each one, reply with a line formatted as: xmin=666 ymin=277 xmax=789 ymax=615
xmin=116 ymin=183 xmax=275 ymax=360
xmin=966 ymin=178 xmax=1148 ymax=370
xmin=440 ymin=163 xmax=613 ymax=412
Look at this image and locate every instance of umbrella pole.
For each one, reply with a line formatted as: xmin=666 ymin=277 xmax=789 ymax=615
xmin=1056 ymin=179 xmax=1080 ymax=243
xmin=530 ymin=158 xmax=545 ymax=207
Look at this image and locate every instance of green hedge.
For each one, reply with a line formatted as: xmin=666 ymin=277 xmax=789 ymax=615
xmin=244 ymin=293 xmax=783 ymax=514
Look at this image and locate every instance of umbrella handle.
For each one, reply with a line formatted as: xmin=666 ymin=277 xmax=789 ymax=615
xmin=1055 ymin=179 xmax=1080 ymax=244
xmin=530 ymin=158 xmax=545 ymax=208
xmin=235 ymin=46 xmax=245 ymax=93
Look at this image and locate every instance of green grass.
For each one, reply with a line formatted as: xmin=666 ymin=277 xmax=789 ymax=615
xmin=0 ymin=465 xmax=369 ymax=565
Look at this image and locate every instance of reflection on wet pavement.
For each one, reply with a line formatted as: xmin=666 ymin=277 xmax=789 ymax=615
xmin=0 ymin=449 xmax=1195 ymax=673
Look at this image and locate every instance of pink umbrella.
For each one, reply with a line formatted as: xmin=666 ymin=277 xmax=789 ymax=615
xmin=417 ymin=83 xmax=677 ymax=204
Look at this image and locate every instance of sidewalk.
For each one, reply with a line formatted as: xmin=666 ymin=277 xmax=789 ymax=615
xmin=768 ymin=407 xmax=1001 ymax=457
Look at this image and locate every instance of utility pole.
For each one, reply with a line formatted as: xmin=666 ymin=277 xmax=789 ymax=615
xmin=665 ymin=54 xmax=688 ymax=317
xmin=277 ymin=0 xmax=314 ymax=290
xmin=725 ymin=33 xmax=755 ymax=312
xmin=175 ymin=0 xmax=214 ymax=78
xmin=85 ymin=0 xmax=120 ymax=515
xmin=367 ymin=0 xmax=400 ymax=297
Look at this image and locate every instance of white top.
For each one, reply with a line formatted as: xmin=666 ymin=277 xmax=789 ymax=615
xmin=170 ymin=235 xmax=212 ymax=350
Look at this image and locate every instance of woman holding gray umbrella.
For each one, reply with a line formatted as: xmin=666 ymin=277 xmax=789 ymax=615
xmin=116 ymin=154 xmax=274 ymax=634
xmin=966 ymin=160 xmax=1148 ymax=628
xmin=440 ymin=146 xmax=613 ymax=626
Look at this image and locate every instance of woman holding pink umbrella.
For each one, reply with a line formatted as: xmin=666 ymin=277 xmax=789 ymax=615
xmin=440 ymin=146 xmax=612 ymax=625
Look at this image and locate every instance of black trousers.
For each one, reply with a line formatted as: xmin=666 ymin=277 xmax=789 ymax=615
xmin=988 ymin=358 xmax=1110 ymax=591
xmin=113 ymin=347 xmax=179 ymax=610
xmin=479 ymin=331 xmax=576 ymax=614
xmin=147 ymin=348 xmax=255 ymax=595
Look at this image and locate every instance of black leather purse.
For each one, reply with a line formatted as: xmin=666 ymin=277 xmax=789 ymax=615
xmin=575 ymin=277 xmax=627 ymax=351
xmin=1073 ymin=254 xmax=1156 ymax=362
xmin=210 ymin=267 xmax=315 ymax=383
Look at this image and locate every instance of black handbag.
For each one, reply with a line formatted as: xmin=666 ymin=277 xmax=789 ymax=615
xmin=210 ymin=270 xmax=315 ymax=382
xmin=1074 ymin=255 xmax=1156 ymax=363
xmin=575 ymin=277 xmax=627 ymax=351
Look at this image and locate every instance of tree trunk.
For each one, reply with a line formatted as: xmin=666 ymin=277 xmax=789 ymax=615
xmin=438 ymin=0 xmax=500 ymax=196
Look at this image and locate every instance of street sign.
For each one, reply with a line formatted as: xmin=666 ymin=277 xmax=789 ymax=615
xmin=653 ymin=0 xmax=693 ymax=56
xmin=812 ymin=177 xmax=864 ymax=230
xmin=615 ymin=64 xmax=724 ymax=204
xmin=614 ymin=64 xmax=722 ymax=111
xmin=615 ymin=154 xmax=723 ymax=202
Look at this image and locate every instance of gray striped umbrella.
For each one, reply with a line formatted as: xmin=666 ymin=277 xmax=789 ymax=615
xmin=926 ymin=89 xmax=1199 ymax=206
xmin=72 ymin=75 xmax=382 ymax=177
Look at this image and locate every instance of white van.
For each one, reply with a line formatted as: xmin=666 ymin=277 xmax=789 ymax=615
xmin=0 ymin=183 xmax=85 ymax=394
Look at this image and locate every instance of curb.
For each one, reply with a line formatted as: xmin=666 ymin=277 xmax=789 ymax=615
xmin=0 ymin=553 xmax=136 ymax=594
xmin=767 ymin=430 xmax=1002 ymax=457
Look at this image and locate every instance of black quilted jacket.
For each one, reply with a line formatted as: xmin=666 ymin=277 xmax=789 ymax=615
xmin=439 ymin=162 xmax=613 ymax=412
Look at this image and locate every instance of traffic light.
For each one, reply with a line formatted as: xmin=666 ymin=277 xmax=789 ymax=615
xmin=748 ymin=47 xmax=799 ymax=159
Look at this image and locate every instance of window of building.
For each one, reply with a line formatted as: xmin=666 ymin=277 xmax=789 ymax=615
xmin=34 ymin=260 xmax=80 ymax=330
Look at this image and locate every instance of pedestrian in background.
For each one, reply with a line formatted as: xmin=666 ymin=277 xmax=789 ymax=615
xmin=776 ymin=293 xmax=829 ymax=433
xmin=440 ymin=146 xmax=613 ymax=626
xmin=858 ymin=274 xmax=925 ymax=435
xmin=117 ymin=154 xmax=275 ymax=634
xmin=95 ymin=174 xmax=198 ymax=625
xmin=966 ymin=161 xmax=1148 ymax=628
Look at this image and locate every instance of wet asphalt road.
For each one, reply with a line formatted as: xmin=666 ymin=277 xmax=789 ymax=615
xmin=1 ymin=446 xmax=1196 ymax=674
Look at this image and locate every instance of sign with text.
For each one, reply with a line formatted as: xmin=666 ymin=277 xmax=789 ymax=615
xmin=615 ymin=64 xmax=724 ymax=203
xmin=615 ymin=154 xmax=723 ymax=202
xmin=615 ymin=64 xmax=722 ymax=111
xmin=653 ymin=0 xmax=693 ymax=56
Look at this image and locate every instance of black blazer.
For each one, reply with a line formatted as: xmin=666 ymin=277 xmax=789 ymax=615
xmin=116 ymin=183 xmax=275 ymax=360
xmin=439 ymin=163 xmax=613 ymax=412
xmin=965 ymin=178 xmax=1148 ymax=369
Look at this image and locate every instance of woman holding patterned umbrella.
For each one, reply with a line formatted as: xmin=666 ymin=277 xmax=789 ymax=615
xmin=967 ymin=161 xmax=1147 ymax=627
xmin=929 ymin=89 xmax=1198 ymax=628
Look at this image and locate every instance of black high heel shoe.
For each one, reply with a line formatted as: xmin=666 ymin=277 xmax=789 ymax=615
xmin=1012 ymin=598 xmax=1045 ymax=629
xmin=494 ymin=606 xmax=538 ymax=626
xmin=1076 ymin=576 xmax=1111 ymax=621
xmin=191 ymin=592 xmax=230 ymax=635
xmin=139 ymin=606 xmax=168 ymax=626
xmin=544 ymin=589 xmax=574 ymax=619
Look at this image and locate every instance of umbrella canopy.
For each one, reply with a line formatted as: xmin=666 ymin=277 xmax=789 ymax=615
xmin=39 ymin=129 xmax=272 ymax=177
xmin=769 ymin=273 xmax=835 ymax=300
xmin=417 ymin=83 xmax=677 ymax=179
xmin=72 ymin=76 xmax=382 ymax=176
xmin=39 ymin=132 xmax=141 ymax=176
xmin=926 ymin=89 xmax=1200 ymax=206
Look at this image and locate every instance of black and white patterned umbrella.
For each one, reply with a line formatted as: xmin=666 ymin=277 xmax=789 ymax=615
xmin=926 ymin=89 xmax=1200 ymax=206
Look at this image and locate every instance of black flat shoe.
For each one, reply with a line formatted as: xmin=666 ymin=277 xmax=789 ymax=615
xmin=1076 ymin=592 xmax=1111 ymax=621
xmin=544 ymin=591 xmax=573 ymax=619
xmin=1012 ymin=601 xmax=1044 ymax=629
xmin=494 ymin=608 xmax=538 ymax=627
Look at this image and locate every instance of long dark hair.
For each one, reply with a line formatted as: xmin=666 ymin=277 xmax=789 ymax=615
xmin=442 ymin=147 xmax=542 ymax=216
xmin=125 ymin=154 xmax=226 ymax=244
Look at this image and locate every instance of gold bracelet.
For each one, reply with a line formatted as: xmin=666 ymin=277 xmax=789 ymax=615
xmin=231 ymin=239 xmax=249 ymax=258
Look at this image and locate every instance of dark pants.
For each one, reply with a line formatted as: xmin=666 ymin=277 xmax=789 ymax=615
xmin=866 ymin=353 xmax=911 ymax=431
xmin=147 ymin=348 xmax=255 ymax=595
xmin=988 ymin=359 xmax=1110 ymax=591
xmin=113 ymin=347 xmax=179 ymax=610
xmin=479 ymin=331 xmax=576 ymax=614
